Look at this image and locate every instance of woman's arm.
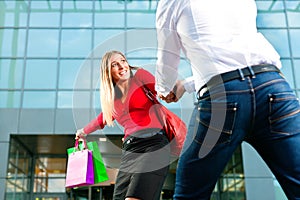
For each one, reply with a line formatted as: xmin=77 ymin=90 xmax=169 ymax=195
xmin=75 ymin=113 xmax=106 ymax=139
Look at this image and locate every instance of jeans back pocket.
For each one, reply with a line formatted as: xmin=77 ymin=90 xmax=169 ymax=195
xmin=195 ymin=100 xmax=238 ymax=146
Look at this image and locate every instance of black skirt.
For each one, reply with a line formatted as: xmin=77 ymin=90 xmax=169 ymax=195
xmin=113 ymin=130 xmax=170 ymax=200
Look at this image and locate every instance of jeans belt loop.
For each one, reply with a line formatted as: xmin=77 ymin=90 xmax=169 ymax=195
xmin=237 ymin=68 xmax=245 ymax=80
xmin=247 ymin=66 xmax=256 ymax=78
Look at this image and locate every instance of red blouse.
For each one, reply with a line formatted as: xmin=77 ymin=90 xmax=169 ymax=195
xmin=83 ymin=68 xmax=163 ymax=139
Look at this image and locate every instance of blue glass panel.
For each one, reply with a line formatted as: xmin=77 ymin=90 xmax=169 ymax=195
xmin=0 ymin=29 xmax=26 ymax=57
xmin=126 ymin=49 xmax=157 ymax=58
xmin=60 ymin=29 xmax=92 ymax=57
xmin=288 ymin=12 xmax=300 ymax=28
xmin=94 ymin=13 xmax=124 ymax=28
xmin=127 ymin=1 xmax=158 ymax=11
xmin=29 ymin=1 xmax=61 ymax=27
xmin=280 ymin=59 xmax=294 ymax=88
xmin=0 ymin=59 xmax=23 ymax=89
xmin=92 ymin=89 xmax=100 ymax=109
xmin=0 ymin=91 xmax=21 ymax=108
xmin=286 ymin=1 xmax=300 ymax=28
xmin=290 ymin=30 xmax=300 ymax=57
xmin=257 ymin=13 xmax=286 ymax=28
xmin=25 ymin=59 xmax=57 ymax=89
xmin=95 ymin=1 xmax=124 ymax=10
xmin=30 ymin=12 xmax=60 ymax=27
xmin=256 ymin=0 xmax=286 ymax=28
xmin=256 ymin=1 xmax=284 ymax=12
xmin=2 ymin=1 xmax=28 ymax=27
xmin=259 ymin=29 xmax=290 ymax=57
xmin=59 ymin=59 xmax=85 ymax=89
xmin=30 ymin=0 xmax=60 ymax=9
xmin=57 ymin=91 xmax=73 ymax=108
xmin=294 ymin=59 xmax=300 ymax=89
xmin=23 ymin=91 xmax=56 ymax=108
xmin=62 ymin=10 xmax=92 ymax=28
xmin=27 ymin=29 xmax=59 ymax=57
xmin=127 ymin=13 xmax=156 ymax=28
xmin=29 ymin=0 xmax=60 ymax=26
xmin=63 ymin=1 xmax=93 ymax=10
xmin=71 ymin=91 xmax=91 ymax=108
xmin=91 ymin=59 xmax=100 ymax=90
xmin=93 ymin=30 xmax=123 ymax=49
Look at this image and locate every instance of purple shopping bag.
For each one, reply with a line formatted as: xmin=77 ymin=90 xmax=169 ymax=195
xmin=65 ymin=140 xmax=94 ymax=188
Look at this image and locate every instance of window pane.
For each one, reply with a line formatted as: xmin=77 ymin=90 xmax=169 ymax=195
xmin=29 ymin=1 xmax=61 ymax=27
xmin=59 ymin=59 xmax=85 ymax=89
xmin=256 ymin=1 xmax=284 ymax=12
xmin=260 ymin=29 xmax=290 ymax=57
xmin=0 ymin=29 xmax=26 ymax=57
xmin=67 ymin=59 xmax=91 ymax=89
xmin=0 ymin=91 xmax=21 ymax=108
xmin=257 ymin=13 xmax=286 ymax=28
xmin=286 ymin=1 xmax=300 ymax=27
xmin=95 ymin=1 xmax=124 ymax=10
xmin=91 ymin=59 xmax=100 ymax=90
xmin=290 ymin=30 xmax=300 ymax=57
xmin=294 ymin=60 xmax=300 ymax=89
xmin=62 ymin=1 xmax=93 ymax=28
xmin=93 ymin=89 xmax=100 ymax=109
xmin=63 ymin=0 xmax=93 ymax=10
xmin=126 ymin=49 xmax=157 ymax=58
xmin=94 ymin=30 xmax=123 ymax=48
xmin=62 ymin=13 xmax=92 ymax=28
xmin=127 ymin=13 xmax=156 ymax=28
xmin=25 ymin=59 xmax=57 ymax=89
xmin=23 ymin=91 xmax=56 ymax=108
xmin=35 ymin=157 xmax=66 ymax=192
xmin=2 ymin=1 xmax=28 ymax=27
xmin=94 ymin=13 xmax=124 ymax=28
xmin=71 ymin=91 xmax=91 ymax=108
xmin=27 ymin=29 xmax=59 ymax=57
xmin=60 ymin=29 xmax=92 ymax=57
xmin=0 ymin=59 xmax=23 ymax=89
xmin=280 ymin=59 xmax=294 ymax=88
xmin=288 ymin=12 xmax=300 ymax=28
xmin=127 ymin=1 xmax=158 ymax=11
xmin=57 ymin=91 xmax=72 ymax=108
xmin=6 ymin=137 xmax=32 ymax=196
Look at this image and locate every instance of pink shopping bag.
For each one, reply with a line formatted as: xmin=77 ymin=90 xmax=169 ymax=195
xmin=65 ymin=140 xmax=94 ymax=188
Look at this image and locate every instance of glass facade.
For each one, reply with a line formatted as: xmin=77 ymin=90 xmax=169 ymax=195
xmin=0 ymin=0 xmax=299 ymax=200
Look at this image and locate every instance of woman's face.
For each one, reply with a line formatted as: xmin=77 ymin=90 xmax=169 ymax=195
xmin=110 ymin=53 xmax=130 ymax=83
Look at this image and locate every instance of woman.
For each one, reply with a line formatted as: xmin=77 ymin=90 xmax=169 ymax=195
xmin=75 ymin=50 xmax=170 ymax=200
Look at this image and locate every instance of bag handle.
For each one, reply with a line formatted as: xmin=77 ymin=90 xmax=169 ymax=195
xmin=74 ymin=138 xmax=88 ymax=151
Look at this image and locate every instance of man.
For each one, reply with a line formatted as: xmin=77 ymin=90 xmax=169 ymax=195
xmin=155 ymin=0 xmax=300 ymax=199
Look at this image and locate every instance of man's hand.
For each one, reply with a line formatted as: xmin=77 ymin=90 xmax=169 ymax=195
xmin=172 ymin=80 xmax=186 ymax=102
xmin=159 ymin=80 xmax=186 ymax=103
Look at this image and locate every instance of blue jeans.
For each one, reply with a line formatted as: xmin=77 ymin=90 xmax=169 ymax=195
xmin=174 ymin=71 xmax=300 ymax=199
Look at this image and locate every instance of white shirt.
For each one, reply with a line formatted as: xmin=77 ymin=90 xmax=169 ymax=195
xmin=155 ymin=0 xmax=282 ymax=96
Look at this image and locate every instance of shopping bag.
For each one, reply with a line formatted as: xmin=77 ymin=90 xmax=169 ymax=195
xmin=65 ymin=140 xmax=94 ymax=188
xmin=67 ymin=140 xmax=109 ymax=184
xmin=142 ymin=86 xmax=187 ymax=156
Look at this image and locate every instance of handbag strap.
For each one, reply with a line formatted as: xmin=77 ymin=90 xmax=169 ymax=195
xmin=142 ymin=85 xmax=160 ymax=105
xmin=142 ymin=85 xmax=167 ymax=127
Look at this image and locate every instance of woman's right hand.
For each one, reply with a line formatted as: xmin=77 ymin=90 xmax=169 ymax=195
xmin=75 ymin=128 xmax=86 ymax=140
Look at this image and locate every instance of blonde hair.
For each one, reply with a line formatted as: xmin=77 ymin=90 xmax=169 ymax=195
xmin=100 ymin=50 xmax=138 ymax=126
